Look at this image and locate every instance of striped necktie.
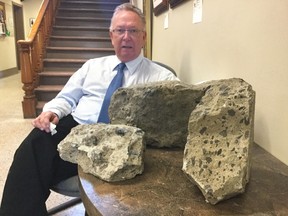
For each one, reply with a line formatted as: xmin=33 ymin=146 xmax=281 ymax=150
xmin=97 ymin=63 xmax=126 ymax=123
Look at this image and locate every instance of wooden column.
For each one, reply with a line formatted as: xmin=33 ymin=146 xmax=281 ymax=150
xmin=18 ymin=41 xmax=36 ymax=118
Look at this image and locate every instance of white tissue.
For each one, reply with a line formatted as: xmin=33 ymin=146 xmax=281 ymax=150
xmin=50 ymin=123 xmax=57 ymax=135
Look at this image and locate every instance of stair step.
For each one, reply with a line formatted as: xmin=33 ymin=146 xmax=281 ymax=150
xmin=57 ymin=8 xmax=113 ymax=12
xmin=55 ymin=16 xmax=110 ymax=27
xmin=43 ymin=58 xmax=88 ymax=63
xmin=38 ymin=71 xmax=74 ymax=85
xmin=60 ymin=0 xmax=127 ymax=4
xmin=36 ymin=85 xmax=64 ymax=91
xmin=53 ymin=25 xmax=108 ymax=31
xmin=46 ymin=47 xmax=114 ymax=51
xmin=55 ymin=17 xmax=110 ymax=22
xmin=50 ymin=35 xmax=111 ymax=41
xmin=39 ymin=71 xmax=74 ymax=76
xmin=57 ymin=8 xmax=114 ymax=18
xmin=38 ymin=71 xmax=74 ymax=84
xmin=49 ymin=36 xmax=112 ymax=48
xmin=43 ymin=58 xmax=87 ymax=71
xmin=45 ymin=47 xmax=115 ymax=59
xmin=60 ymin=0 xmax=129 ymax=2
xmin=52 ymin=25 xmax=110 ymax=37
xmin=35 ymin=85 xmax=64 ymax=101
xmin=59 ymin=1 xmax=123 ymax=10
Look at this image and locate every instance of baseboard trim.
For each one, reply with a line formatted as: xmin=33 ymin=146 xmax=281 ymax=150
xmin=0 ymin=67 xmax=19 ymax=78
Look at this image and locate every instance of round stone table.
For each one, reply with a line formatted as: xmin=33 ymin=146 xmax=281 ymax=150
xmin=78 ymin=145 xmax=288 ymax=216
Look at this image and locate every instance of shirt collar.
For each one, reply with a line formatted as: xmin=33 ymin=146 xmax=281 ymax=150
xmin=125 ymin=55 xmax=144 ymax=75
xmin=112 ymin=55 xmax=144 ymax=75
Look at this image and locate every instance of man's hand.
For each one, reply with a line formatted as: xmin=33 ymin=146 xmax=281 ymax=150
xmin=32 ymin=111 xmax=59 ymax=133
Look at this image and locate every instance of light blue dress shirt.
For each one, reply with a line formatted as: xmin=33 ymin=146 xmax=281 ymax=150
xmin=43 ymin=54 xmax=179 ymax=124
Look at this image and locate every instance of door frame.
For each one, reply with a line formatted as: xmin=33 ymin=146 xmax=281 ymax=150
xmin=12 ymin=2 xmax=25 ymax=70
xmin=143 ymin=0 xmax=152 ymax=59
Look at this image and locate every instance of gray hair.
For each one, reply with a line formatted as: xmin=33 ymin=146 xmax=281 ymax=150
xmin=110 ymin=3 xmax=146 ymax=30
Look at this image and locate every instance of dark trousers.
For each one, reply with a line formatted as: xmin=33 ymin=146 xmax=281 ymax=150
xmin=0 ymin=115 xmax=78 ymax=216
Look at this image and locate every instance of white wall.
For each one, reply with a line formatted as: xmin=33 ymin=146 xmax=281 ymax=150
xmin=152 ymin=0 xmax=288 ymax=165
xmin=0 ymin=0 xmax=18 ymax=71
xmin=0 ymin=0 xmax=42 ymax=71
xmin=22 ymin=0 xmax=42 ymax=37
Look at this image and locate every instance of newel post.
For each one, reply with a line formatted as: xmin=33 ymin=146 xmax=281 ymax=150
xmin=18 ymin=41 xmax=36 ymax=118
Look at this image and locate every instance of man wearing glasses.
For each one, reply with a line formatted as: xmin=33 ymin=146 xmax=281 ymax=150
xmin=0 ymin=3 xmax=178 ymax=216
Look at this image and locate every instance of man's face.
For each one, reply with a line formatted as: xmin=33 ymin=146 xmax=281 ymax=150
xmin=110 ymin=10 xmax=147 ymax=62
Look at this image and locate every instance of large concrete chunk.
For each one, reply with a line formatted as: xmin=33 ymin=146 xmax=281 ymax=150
xmin=58 ymin=124 xmax=145 ymax=182
xmin=182 ymin=78 xmax=255 ymax=204
xmin=110 ymin=81 xmax=204 ymax=148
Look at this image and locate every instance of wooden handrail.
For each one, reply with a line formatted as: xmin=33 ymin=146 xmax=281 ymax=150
xmin=18 ymin=0 xmax=59 ymax=118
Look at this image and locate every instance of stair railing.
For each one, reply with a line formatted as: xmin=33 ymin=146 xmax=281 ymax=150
xmin=18 ymin=0 xmax=59 ymax=118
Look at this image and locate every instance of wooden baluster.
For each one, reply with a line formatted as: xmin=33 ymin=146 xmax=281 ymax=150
xmin=18 ymin=41 xmax=36 ymax=118
xmin=33 ymin=33 xmax=40 ymax=86
xmin=38 ymin=25 xmax=44 ymax=75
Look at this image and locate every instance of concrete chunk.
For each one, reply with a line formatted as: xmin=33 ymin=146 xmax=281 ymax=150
xmin=182 ymin=78 xmax=256 ymax=204
xmin=110 ymin=81 xmax=204 ymax=148
xmin=58 ymin=124 xmax=145 ymax=182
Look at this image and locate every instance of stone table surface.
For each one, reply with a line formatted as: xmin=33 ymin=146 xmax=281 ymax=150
xmin=78 ymin=144 xmax=288 ymax=216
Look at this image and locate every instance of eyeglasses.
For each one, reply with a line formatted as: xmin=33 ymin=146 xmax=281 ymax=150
xmin=111 ymin=28 xmax=144 ymax=37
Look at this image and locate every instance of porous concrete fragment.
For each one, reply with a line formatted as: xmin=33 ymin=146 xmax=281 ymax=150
xmin=182 ymin=78 xmax=255 ymax=204
xmin=58 ymin=124 xmax=145 ymax=182
xmin=110 ymin=81 xmax=204 ymax=148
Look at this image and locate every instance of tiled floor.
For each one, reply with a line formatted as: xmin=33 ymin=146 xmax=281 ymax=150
xmin=0 ymin=73 xmax=85 ymax=215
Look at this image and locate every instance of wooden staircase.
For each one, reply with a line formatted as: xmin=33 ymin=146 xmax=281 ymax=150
xmin=20 ymin=0 xmax=129 ymax=117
